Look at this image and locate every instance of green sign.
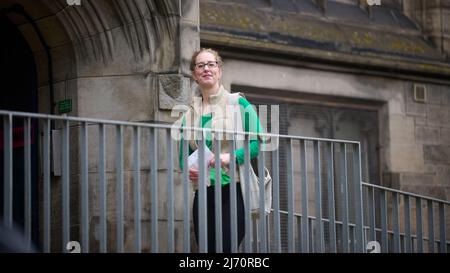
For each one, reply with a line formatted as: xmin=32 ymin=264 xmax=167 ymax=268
xmin=58 ymin=99 xmax=72 ymax=114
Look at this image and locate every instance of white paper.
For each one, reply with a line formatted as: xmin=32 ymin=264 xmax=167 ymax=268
xmin=188 ymin=145 xmax=214 ymax=170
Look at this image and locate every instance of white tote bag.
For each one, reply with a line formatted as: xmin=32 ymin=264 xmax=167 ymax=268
xmin=229 ymin=93 xmax=272 ymax=216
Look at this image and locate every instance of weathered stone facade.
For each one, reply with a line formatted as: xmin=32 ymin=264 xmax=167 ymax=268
xmin=1 ymin=0 xmax=199 ymax=252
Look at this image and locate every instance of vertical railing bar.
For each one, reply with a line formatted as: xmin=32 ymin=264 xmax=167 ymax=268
xmin=81 ymin=122 xmax=89 ymax=253
xmin=3 ymin=114 xmax=13 ymax=228
xmin=340 ymin=143 xmax=349 ymax=253
xmin=300 ymin=140 xmax=309 ymax=253
xmin=24 ymin=118 xmax=32 ymax=250
xmin=133 ymin=126 xmax=141 ymax=252
xmin=416 ymin=197 xmax=423 ymax=253
xmin=150 ymin=128 xmax=158 ymax=252
xmin=368 ymin=187 xmax=376 ymax=242
xmin=313 ymin=141 xmax=323 ymax=252
xmin=439 ymin=203 xmax=446 ymax=253
xmin=99 ymin=124 xmax=107 ymax=253
xmin=297 ymin=216 xmax=302 ymax=252
xmin=62 ymin=119 xmax=70 ymax=252
xmin=427 ymin=200 xmax=434 ymax=253
xmin=327 ymin=142 xmax=336 ymax=253
xmin=352 ymin=143 xmax=364 ymax=252
xmin=43 ymin=119 xmax=51 ymax=253
xmin=352 ymin=225 xmax=356 ymax=252
xmin=310 ymin=218 xmax=315 ymax=252
xmin=287 ymin=139 xmax=295 ymax=253
xmin=258 ymin=144 xmax=267 ymax=253
xmin=214 ymin=133 xmax=223 ymax=253
xmin=243 ymin=134 xmax=252 ymax=253
xmin=198 ymin=130 xmax=208 ymax=253
xmin=229 ymin=134 xmax=238 ymax=253
xmin=380 ymin=189 xmax=388 ymax=253
xmin=182 ymin=130 xmax=190 ymax=252
xmin=166 ymin=129 xmax=174 ymax=253
xmin=115 ymin=125 xmax=124 ymax=253
xmin=393 ymin=192 xmax=400 ymax=253
xmin=404 ymin=195 xmax=411 ymax=253
xmin=272 ymin=137 xmax=281 ymax=253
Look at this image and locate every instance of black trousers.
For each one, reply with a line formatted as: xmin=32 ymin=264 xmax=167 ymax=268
xmin=193 ymin=183 xmax=245 ymax=253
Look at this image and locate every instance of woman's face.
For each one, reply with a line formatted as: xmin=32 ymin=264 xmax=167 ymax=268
xmin=192 ymin=51 xmax=222 ymax=90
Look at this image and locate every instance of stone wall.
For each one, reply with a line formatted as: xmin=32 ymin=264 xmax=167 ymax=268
xmin=5 ymin=0 xmax=200 ymax=252
xmin=403 ymin=0 xmax=450 ymax=59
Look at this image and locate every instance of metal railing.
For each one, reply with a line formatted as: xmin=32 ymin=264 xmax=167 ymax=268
xmin=1 ymin=110 xmax=449 ymax=253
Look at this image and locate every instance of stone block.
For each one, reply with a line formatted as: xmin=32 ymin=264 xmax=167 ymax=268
xmin=181 ymin=0 xmax=199 ymax=23
xmin=414 ymin=116 xmax=427 ymax=126
xmin=426 ymin=84 xmax=443 ymax=105
xmin=158 ymin=74 xmax=191 ymax=110
xmin=442 ymin=87 xmax=450 ymax=106
xmin=423 ymin=145 xmax=450 ymax=165
xmin=389 ymin=115 xmax=415 ymax=143
xmin=77 ymin=75 xmax=154 ymax=121
xmin=389 ymin=144 xmax=424 ymax=173
xmin=406 ymin=102 xmax=426 ymax=117
xmin=441 ymin=128 xmax=450 ymax=143
xmin=400 ymin=173 xmax=435 ymax=186
xmin=427 ymin=105 xmax=450 ymax=127
xmin=435 ymin=166 xmax=450 ymax=186
xmin=415 ymin=126 xmax=440 ymax=143
xmin=180 ymin=22 xmax=200 ymax=75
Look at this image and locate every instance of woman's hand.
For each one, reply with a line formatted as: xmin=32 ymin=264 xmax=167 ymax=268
xmin=189 ymin=168 xmax=199 ymax=183
xmin=209 ymin=153 xmax=230 ymax=168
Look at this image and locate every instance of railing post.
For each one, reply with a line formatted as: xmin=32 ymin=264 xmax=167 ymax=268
xmin=43 ymin=119 xmax=51 ymax=253
xmin=62 ymin=120 xmax=70 ymax=252
xmin=380 ymin=189 xmax=388 ymax=253
xmin=258 ymin=143 xmax=267 ymax=253
xmin=24 ymin=118 xmax=32 ymax=250
xmin=272 ymin=137 xmax=281 ymax=253
xmin=416 ymin=197 xmax=423 ymax=252
xmin=326 ymin=142 xmax=336 ymax=253
xmin=213 ymin=133 xmax=223 ymax=253
xmin=133 ymin=126 xmax=141 ymax=253
xmin=287 ymin=139 xmax=295 ymax=253
xmin=352 ymin=143 xmax=364 ymax=252
xmin=198 ymin=130 xmax=208 ymax=253
xmin=80 ymin=122 xmax=89 ymax=253
xmin=3 ymin=114 xmax=13 ymax=228
xmin=182 ymin=130 xmax=190 ymax=253
xmin=115 ymin=125 xmax=124 ymax=253
xmin=99 ymin=124 xmax=107 ymax=253
xmin=166 ymin=129 xmax=174 ymax=253
xmin=340 ymin=143 xmax=349 ymax=253
xmin=313 ymin=141 xmax=324 ymax=252
xmin=150 ymin=127 xmax=158 ymax=252
xmin=229 ymin=134 xmax=238 ymax=253
xmin=243 ymin=134 xmax=252 ymax=253
xmin=300 ymin=140 xmax=309 ymax=253
xmin=427 ymin=200 xmax=434 ymax=253
xmin=439 ymin=203 xmax=446 ymax=253
xmin=393 ymin=192 xmax=400 ymax=253
xmin=404 ymin=195 xmax=412 ymax=253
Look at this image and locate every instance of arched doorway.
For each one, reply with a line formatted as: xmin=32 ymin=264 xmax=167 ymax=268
xmin=0 ymin=13 xmax=39 ymax=247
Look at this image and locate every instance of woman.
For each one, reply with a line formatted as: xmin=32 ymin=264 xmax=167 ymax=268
xmin=179 ymin=48 xmax=262 ymax=253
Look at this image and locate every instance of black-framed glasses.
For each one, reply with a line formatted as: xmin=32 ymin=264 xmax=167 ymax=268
xmin=194 ymin=61 xmax=219 ymax=70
